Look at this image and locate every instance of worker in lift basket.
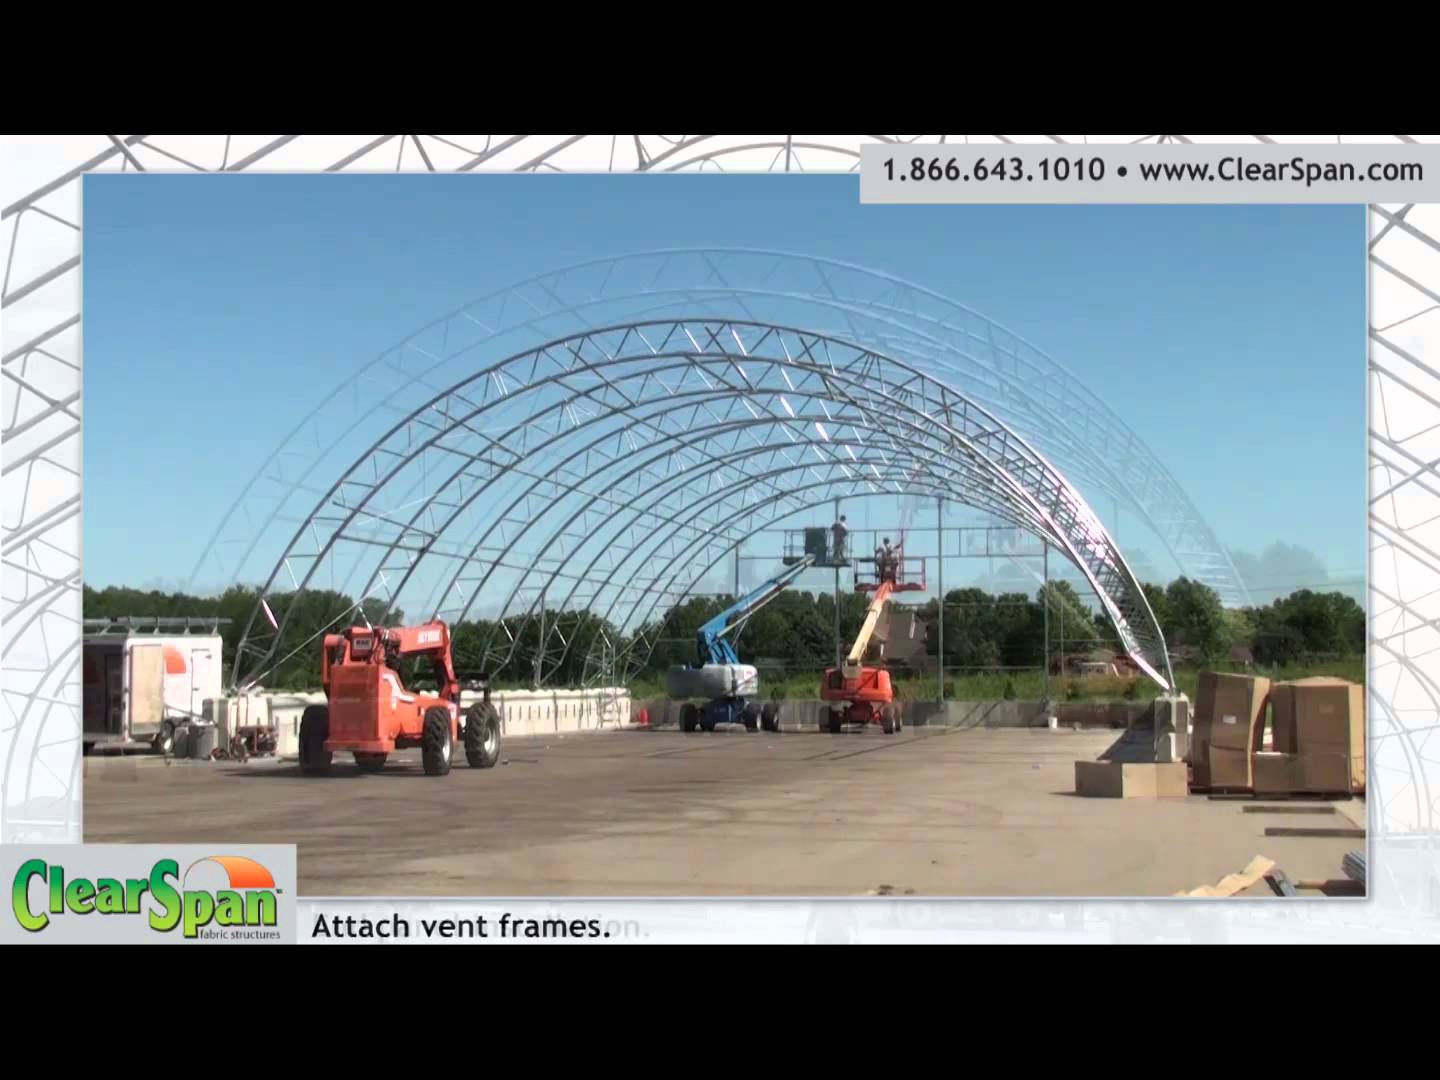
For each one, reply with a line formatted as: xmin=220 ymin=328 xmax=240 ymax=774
xmin=876 ymin=538 xmax=897 ymax=585
xmin=831 ymin=515 xmax=848 ymax=562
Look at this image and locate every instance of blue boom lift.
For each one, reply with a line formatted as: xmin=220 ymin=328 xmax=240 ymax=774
xmin=666 ymin=556 xmax=815 ymax=733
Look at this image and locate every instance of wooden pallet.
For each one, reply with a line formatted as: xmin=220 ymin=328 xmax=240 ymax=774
xmin=1264 ymin=826 xmax=1366 ymax=840
xmin=1200 ymin=790 xmax=1354 ymax=802
xmin=1241 ymin=805 xmax=1337 ymax=816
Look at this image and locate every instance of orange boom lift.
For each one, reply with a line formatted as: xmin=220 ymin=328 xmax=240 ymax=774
xmin=819 ymin=538 xmax=925 ymax=735
xmin=298 ymin=621 xmax=502 ymax=778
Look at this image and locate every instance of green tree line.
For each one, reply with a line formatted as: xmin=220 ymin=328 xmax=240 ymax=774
xmin=84 ymin=574 xmax=1364 ymax=692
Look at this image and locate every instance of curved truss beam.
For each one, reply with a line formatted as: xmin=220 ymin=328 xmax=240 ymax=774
xmin=463 ymin=446 xmax=1050 ymax=682
xmin=420 ymin=399 xmax=1070 ymax=681
xmin=232 ymin=320 xmax=1174 ymax=692
xmin=363 ymin=375 xmax=1064 ymax=616
xmin=191 ymin=250 xmax=1249 ymax=610
xmin=577 ymin=479 xmax=1008 ymax=687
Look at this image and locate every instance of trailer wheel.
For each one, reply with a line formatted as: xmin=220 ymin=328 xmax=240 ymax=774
xmin=882 ymin=710 xmax=896 ymax=736
xmin=421 ymin=707 xmax=453 ymax=777
xmin=465 ymin=703 xmax=501 ymax=769
xmin=761 ymin=703 xmax=780 ymax=733
xmin=299 ymin=706 xmax=332 ymax=777
xmin=680 ymin=704 xmax=699 ymax=734
xmin=153 ymin=721 xmax=175 ymax=756
xmin=354 ymin=753 xmax=388 ymax=773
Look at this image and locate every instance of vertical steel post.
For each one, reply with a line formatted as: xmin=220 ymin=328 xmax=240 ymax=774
xmin=937 ymin=495 xmax=945 ymax=704
xmin=833 ymin=497 xmax=842 ymax=669
xmin=1059 ymin=577 xmax=1065 ymax=687
xmin=1043 ymin=543 xmax=1051 ymax=702
xmin=535 ymin=584 xmax=545 ymax=689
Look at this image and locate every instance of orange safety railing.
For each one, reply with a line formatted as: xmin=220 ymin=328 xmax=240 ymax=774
xmin=855 ymin=555 xmax=927 ymax=593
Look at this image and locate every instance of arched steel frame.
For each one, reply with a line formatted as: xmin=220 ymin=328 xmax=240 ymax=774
xmin=230 ymin=319 xmax=1175 ymax=693
xmin=188 ymin=250 xmax=1250 ymax=612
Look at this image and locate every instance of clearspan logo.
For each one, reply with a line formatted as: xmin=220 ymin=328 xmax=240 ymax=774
xmin=12 ymin=855 xmax=281 ymax=939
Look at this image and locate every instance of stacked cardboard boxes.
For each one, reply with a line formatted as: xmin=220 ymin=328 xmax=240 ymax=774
xmin=1255 ymin=678 xmax=1365 ymax=795
xmin=1191 ymin=672 xmax=1270 ymax=791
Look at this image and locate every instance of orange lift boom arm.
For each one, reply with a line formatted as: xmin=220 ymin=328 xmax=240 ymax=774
xmin=842 ymin=581 xmax=895 ymax=680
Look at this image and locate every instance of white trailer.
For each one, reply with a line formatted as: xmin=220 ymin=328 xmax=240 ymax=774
xmin=82 ymin=620 xmax=226 ymax=754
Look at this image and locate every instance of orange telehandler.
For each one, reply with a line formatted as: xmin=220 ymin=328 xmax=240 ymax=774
xmin=298 ymin=620 xmax=501 ymax=778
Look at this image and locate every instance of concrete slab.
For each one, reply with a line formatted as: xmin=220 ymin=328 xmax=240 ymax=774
xmin=82 ymin=728 xmax=1365 ymax=899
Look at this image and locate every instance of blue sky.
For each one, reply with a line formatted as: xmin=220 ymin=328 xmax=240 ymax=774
xmin=82 ymin=175 xmax=1365 ymax=598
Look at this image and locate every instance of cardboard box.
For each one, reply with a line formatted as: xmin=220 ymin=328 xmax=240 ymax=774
xmin=1270 ymin=684 xmax=1299 ymax=754
xmin=1075 ymin=760 xmax=1189 ymax=800
xmin=1254 ymin=751 xmax=1353 ymax=796
xmin=1192 ymin=746 xmax=1253 ymax=791
xmin=1194 ymin=672 xmax=1271 ymax=753
xmin=1295 ymin=751 xmax=1352 ymax=795
xmin=1271 ymin=677 xmax=1365 ymax=792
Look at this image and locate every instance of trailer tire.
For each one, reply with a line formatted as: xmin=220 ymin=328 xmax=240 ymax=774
xmin=465 ymin=703 xmax=501 ymax=769
xmin=153 ymin=720 xmax=175 ymax=756
xmin=421 ymin=707 xmax=453 ymax=777
xmin=882 ymin=710 xmax=896 ymax=736
xmin=680 ymin=704 xmax=699 ymax=734
xmin=761 ymin=703 xmax=780 ymax=733
xmin=354 ymin=753 xmax=388 ymax=773
xmin=299 ymin=706 xmax=333 ymax=777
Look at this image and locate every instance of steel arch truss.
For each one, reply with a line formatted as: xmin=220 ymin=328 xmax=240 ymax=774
xmin=190 ymin=250 xmax=1250 ymax=610
xmin=231 ymin=320 xmax=1174 ymax=693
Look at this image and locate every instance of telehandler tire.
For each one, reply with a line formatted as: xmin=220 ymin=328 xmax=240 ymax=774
xmin=421 ymin=707 xmax=454 ymax=777
xmin=465 ymin=703 xmax=501 ymax=769
xmin=299 ymin=705 xmax=333 ymax=777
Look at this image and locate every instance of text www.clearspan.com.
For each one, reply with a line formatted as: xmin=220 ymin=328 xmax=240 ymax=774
xmin=1138 ymin=158 xmax=1423 ymax=187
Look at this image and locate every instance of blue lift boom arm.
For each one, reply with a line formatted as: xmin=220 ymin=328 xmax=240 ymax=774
xmin=695 ymin=556 xmax=816 ymax=667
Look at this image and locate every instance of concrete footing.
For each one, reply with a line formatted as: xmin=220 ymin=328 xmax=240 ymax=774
xmin=1152 ymin=693 xmax=1193 ymax=763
